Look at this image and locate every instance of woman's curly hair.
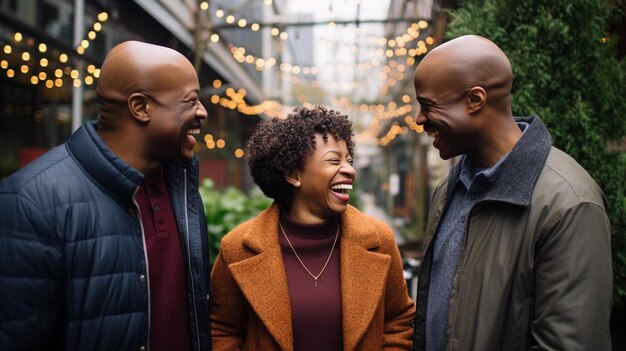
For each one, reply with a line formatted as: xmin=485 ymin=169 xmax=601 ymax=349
xmin=247 ymin=105 xmax=354 ymax=206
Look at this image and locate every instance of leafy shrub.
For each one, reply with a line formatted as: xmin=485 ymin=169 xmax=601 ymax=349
xmin=199 ymin=178 xmax=272 ymax=263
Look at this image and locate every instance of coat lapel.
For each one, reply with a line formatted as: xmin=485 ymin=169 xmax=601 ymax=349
xmin=340 ymin=207 xmax=391 ymax=350
xmin=228 ymin=204 xmax=294 ymax=351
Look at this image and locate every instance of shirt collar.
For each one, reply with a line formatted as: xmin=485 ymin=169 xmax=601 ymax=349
xmin=456 ymin=121 xmax=530 ymax=193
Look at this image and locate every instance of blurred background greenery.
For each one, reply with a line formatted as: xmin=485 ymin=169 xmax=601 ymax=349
xmin=199 ymin=178 xmax=272 ymax=263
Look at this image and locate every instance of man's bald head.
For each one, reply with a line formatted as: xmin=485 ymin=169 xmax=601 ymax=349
xmin=415 ymin=35 xmax=513 ymax=114
xmin=96 ymin=41 xmax=196 ymax=121
xmin=413 ymin=35 xmax=522 ymax=166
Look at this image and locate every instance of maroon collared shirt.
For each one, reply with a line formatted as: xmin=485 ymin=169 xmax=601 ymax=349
xmin=135 ymin=170 xmax=191 ymax=351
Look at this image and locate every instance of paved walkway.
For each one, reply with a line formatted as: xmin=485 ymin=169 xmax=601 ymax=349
xmin=357 ymin=191 xmax=405 ymax=245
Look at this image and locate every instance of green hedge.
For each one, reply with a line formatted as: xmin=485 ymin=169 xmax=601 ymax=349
xmin=199 ymin=179 xmax=273 ymax=263
xmin=444 ymin=0 xmax=626 ymax=308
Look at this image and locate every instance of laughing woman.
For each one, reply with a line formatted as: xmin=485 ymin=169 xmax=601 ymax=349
xmin=210 ymin=106 xmax=415 ymax=351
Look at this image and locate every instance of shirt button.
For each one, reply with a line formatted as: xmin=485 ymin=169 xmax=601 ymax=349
xmin=461 ymin=216 xmax=466 ymax=223
xmin=139 ymin=273 xmax=147 ymax=285
xmin=140 ymin=345 xmax=146 ymax=351
xmin=155 ymin=205 xmax=160 ymax=212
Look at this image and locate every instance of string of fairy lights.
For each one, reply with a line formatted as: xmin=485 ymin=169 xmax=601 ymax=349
xmin=1 ymin=2 xmax=434 ymax=158
xmin=0 ymin=12 xmax=107 ymax=90
xmin=198 ymin=1 xmax=435 ymax=149
xmin=212 ymin=7 xmax=431 ymax=79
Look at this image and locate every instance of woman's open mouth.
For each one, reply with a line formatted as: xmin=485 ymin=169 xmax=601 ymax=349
xmin=330 ymin=183 xmax=352 ymax=202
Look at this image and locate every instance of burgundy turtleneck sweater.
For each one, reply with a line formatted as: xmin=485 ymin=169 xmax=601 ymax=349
xmin=278 ymin=213 xmax=343 ymax=351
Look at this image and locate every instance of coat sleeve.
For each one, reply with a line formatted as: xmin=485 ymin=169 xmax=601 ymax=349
xmin=210 ymin=249 xmax=248 ymax=351
xmin=532 ymin=203 xmax=612 ymax=350
xmin=0 ymin=192 xmax=63 ymax=349
xmin=380 ymin=224 xmax=416 ymax=350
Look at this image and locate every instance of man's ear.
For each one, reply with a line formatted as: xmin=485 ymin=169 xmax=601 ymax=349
xmin=128 ymin=93 xmax=151 ymax=123
xmin=284 ymin=170 xmax=301 ymax=188
xmin=466 ymin=86 xmax=486 ymax=113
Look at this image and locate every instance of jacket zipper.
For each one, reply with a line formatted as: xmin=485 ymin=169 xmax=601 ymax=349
xmin=184 ymin=169 xmax=202 ymax=350
xmin=133 ymin=189 xmax=151 ymax=351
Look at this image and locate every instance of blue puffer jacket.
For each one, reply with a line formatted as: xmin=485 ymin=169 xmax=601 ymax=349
xmin=0 ymin=121 xmax=212 ymax=351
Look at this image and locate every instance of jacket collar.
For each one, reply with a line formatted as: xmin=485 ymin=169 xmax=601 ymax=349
xmin=66 ymin=121 xmax=143 ymax=207
xmin=446 ymin=116 xmax=552 ymax=207
xmin=230 ymin=203 xmax=388 ymax=350
xmin=66 ymin=121 xmax=199 ymax=208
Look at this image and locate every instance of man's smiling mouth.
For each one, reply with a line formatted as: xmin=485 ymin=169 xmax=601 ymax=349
xmin=186 ymin=128 xmax=200 ymax=138
xmin=426 ymin=128 xmax=439 ymax=138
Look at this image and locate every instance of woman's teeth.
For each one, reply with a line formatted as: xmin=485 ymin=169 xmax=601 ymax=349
xmin=331 ymin=184 xmax=353 ymax=193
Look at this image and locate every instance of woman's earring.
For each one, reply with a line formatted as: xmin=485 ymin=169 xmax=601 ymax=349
xmin=294 ymin=181 xmax=301 ymax=188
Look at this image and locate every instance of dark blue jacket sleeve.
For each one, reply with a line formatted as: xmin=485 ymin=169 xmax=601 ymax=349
xmin=0 ymin=191 xmax=64 ymax=349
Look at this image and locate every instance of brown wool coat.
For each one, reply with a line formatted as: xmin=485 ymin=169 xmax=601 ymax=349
xmin=210 ymin=203 xmax=415 ymax=350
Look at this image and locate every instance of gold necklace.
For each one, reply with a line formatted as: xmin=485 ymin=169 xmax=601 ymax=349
xmin=279 ymin=221 xmax=340 ymax=288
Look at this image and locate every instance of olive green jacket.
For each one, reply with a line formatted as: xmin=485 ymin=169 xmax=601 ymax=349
xmin=413 ymin=117 xmax=612 ymax=350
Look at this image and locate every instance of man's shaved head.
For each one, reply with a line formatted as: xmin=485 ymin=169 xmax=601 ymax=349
xmin=96 ymin=41 xmax=196 ymax=125
xmin=415 ymin=35 xmax=513 ymax=113
xmin=413 ymin=35 xmax=521 ymax=167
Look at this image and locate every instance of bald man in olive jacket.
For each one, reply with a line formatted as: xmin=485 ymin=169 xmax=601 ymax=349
xmin=411 ymin=35 xmax=612 ymax=350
